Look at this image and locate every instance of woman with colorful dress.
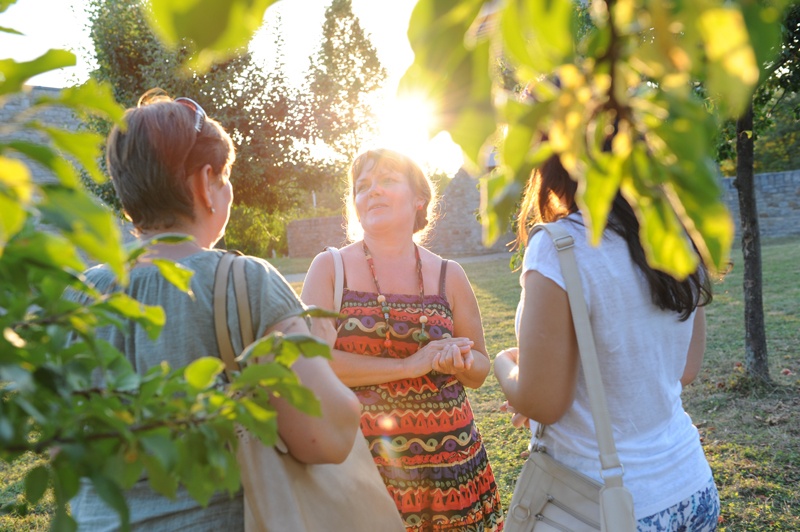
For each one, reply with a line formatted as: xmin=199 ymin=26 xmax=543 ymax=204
xmin=302 ymin=149 xmax=503 ymax=531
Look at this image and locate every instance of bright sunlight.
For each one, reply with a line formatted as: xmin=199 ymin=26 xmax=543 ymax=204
xmin=367 ymin=91 xmax=465 ymax=177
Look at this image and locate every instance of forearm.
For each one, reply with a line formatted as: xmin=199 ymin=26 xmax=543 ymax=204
xmin=275 ymin=357 xmax=361 ymax=464
xmin=330 ymin=348 xmax=429 ymax=387
xmin=494 ymin=350 xmax=521 ymax=404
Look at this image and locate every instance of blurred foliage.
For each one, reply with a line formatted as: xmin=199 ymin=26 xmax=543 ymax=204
xmin=0 ymin=1 xmax=328 ymax=529
xmin=225 ymin=203 xmax=340 ymax=258
xmin=398 ymin=0 xmax=791 ymax=279
xmin=84 ymin=0 xmax=317 ymax=216
xmin=755 ymin=91 xmax=800 ymax=173
xmin=717 ymin=4 xmax=800 ymax=176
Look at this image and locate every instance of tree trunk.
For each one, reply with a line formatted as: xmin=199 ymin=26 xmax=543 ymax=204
xmin=734 ymin=103 xmax=771 ymax=383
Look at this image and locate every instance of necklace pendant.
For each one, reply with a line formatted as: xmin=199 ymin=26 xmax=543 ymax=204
xmin=383 ymin=338 xmax=392 ymax=348
xmin=418 ymin=329 xmax=430 ymax=342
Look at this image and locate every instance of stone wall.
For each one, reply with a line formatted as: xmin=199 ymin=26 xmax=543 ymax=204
xmin=1 ymin=86 xmax=139 ymax=243
xmin=286 ymin=169 xmax=515 ymax=258
xmin=0 ymin=86 xmax=78 ymax=185
xmin=424 ymin=169 xmax=514 ymax=256
xmin=720 ymin=171 xmax=800 ymax=239
xmin=287 ymin=216 xmax=349 ymax=258
xmin=286 ymin=170 xmax=800 ymax=257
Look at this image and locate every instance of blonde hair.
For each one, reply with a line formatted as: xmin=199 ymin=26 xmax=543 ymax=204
xmin=344 ymin=149 xmax=437 ymax=242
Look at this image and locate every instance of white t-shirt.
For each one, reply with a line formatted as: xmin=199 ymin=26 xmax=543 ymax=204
xmin=516 ymin=214 xmax=712 ymax=518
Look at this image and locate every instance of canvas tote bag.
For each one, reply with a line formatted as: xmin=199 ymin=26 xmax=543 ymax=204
xmin=213 ymin=252 xmax=404 ymax=532
xmin=504 ymin=223 xmax=637 ymax=532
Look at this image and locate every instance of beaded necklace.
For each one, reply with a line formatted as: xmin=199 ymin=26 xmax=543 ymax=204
xmin=362 ymin=241 xmax=430 ymax=351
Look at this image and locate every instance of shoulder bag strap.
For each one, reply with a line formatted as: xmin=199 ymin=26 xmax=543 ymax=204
xmin=325 ymin=246 xmax=344 ymax=312
xmin=531 ymin=222 xmax=625 ymax=488
xmin=214 ymin=251 xmax=240 ymax=379
xmin=232 ymin=256 xmax=255 ymax=346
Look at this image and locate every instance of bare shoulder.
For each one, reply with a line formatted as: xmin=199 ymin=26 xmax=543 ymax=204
xmin=443 ymin=259 xmax=474 ymax=302
xmin=307 ymin=248 xmax=335 ymax=276
xmin=417 ymin=244 xmax=442 ymax=261
xmin=338 ymin=241 xmax=362 ymax=258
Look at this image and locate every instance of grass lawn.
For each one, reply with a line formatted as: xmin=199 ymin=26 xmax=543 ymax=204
xmin=2 ymin=238 xmax=798 ymax=531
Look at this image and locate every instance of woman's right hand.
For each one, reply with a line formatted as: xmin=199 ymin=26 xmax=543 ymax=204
xmin=405 ymin=337 xmax=474 ymax=376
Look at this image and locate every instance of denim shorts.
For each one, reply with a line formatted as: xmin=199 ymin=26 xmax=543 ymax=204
xmin=638 ymin=476 xmax=720 ymax=532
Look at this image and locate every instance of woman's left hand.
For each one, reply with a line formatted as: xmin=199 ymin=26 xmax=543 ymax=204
xmin=432 ymin=343 xmax=475 ymax=374
xmin=500 ymin=400 xmax=530 ymax=429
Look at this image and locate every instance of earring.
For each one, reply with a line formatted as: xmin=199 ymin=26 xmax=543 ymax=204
xmin=210 ymin=206 xmax=216 ymax=214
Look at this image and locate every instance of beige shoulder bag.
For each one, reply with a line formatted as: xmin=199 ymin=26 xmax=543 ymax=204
xmin=504 ymin=223 xmax=637 ymax=532
xmin=213 ymin=252 xmax=404 ymax=532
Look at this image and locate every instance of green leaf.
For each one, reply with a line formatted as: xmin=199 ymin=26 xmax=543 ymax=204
xmin=38 ymin=186 xmax=127 ymax=282
xmin=40 ymin=127 xmax=107 ymax=185
xmin=0 ymin=50 xmax=75 ymax=95
xmin=24 ymin=465 xmax=49 ymax=505
xmin=622 ymin=181 xmax=699 ymax=279
xmin=240 ymin=405 xmax=278 ymax=446
xmin=52 ymin=454 xmax=81 ymax=504
xmin=270 ymin=382 xmax=321 ymax=417
xmin=152 ymin=258 xmax=194 ymax=294
xmin=100 ymin=292 xmax=165 ymax=341
xmin=3 ymin=140 xmax=80 ymax=187
xmin=283 ymin=333 xmax=331 ymax=359
xmin=577 ymin=153 xmax=624 ymax=245
xmin=241 ymin=334 xmax=276 ymax=363
xmin=185 ymin=357 xmax=224 ymax=390
xmin=0 ymin=1 xmax=19 ymax=14
xmin=401 ymin=0 xmax=495 ymax=166
xmin=240 ymin=396 xmax=277 ymax=424
xmin=140 ymin=429 xmax=180 ymax=471
xmin=300 ymin=306 xmax=343 ymax=319
xmin=36 ymin=79 xmax=125 ymax=124
xmin=666 ymin=164 xmax=734 ymax=273
xmin=236 ymin=361 xmax=295 ymax=387
xmin=0 ymin=156 xmax=33 ymax=252
xmin=740 ymin=3 xmax=784 ymax=81
xmin=275 ymin=338 xmax=301 ymax=365
xmin=105 ymin=353 xmax=141 ymax=391
xmin=698 ymin=7 xmax=760 ymax=117
xmin=141 ymin=454 xmax=178 ymax=500
xmin=500 ymin=0 xmax=575 ymax=73
xmin=479 ymin=168 xmax=523 ymax=245
xmin=147 ymin=0 xmax=278 ymax=70
xmin=0 ymin=25 xmax=22 ymax=35
xmin=90 ymin=475 xmax=130 ymax=532
xmin=4 ymin=230 xmax=86 ymax=273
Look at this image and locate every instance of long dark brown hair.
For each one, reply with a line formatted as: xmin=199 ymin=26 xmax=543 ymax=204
xmin=516 ymin=155 xmax=712 ymax=320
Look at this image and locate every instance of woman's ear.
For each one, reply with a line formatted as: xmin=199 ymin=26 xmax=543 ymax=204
xmin=191 ymin=164 xmax=216 ymax=214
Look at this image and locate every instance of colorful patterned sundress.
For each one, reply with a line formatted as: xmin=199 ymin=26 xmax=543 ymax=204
xmin=335 ymin=261 xmax=504 ymax=532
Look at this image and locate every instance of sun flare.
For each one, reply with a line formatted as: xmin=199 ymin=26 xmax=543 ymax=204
xmin=367 ymin=92 xmax=464 ymax=177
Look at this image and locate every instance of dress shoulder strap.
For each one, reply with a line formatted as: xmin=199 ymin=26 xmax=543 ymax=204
xmin=438 ymin=259 xmax=449 ymax=297
xmin=325 ymin=246 xmax=345 ymax=312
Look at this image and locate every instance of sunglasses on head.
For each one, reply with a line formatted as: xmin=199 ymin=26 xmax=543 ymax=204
xmin=175 ymin=97 xmax=207 ymax=133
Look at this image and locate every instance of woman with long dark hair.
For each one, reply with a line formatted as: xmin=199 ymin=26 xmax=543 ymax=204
xmin=495 ymin=154 xmax=720 ymax=530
